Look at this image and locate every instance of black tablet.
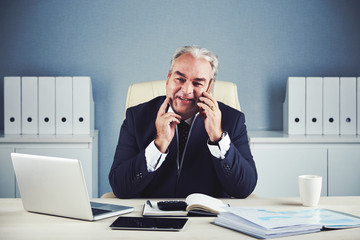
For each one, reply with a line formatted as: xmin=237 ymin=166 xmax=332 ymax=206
xmin=109 ymin=216 xmax=188 ymax=231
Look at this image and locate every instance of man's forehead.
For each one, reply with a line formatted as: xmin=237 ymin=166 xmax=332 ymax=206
xmin=172 ymin=57 xmax=212 ymax=80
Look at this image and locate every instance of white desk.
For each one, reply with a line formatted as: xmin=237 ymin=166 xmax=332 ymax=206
xmin=1 ymin=196 xmax=359 ymax=239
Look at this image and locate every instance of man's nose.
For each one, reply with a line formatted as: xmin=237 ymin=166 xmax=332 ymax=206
xmin=181 ymin=81 xmax=193 ymax=95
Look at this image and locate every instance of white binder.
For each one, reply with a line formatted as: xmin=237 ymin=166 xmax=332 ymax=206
xmin=4 ymin=76 xmax=21 ymax=134
xmin=357 ymin=77 xmax=360 ymax=135
xmin=73 ymin=76 xmax=94 ymax=134
xmin=38 ymin=77 xmax=56 ymax=134
xmin=21 ymin=77 xmax=38 ymax=134
xmin=55 ymin=77 xmax=73 ymax=134
xmin=339 ymin=77 xmax=356 ymax=135
xmin=305 ymin=77 xmax=323 ymax=135
xmin=283 ymin=77 xmax=306 ymax=134
xmin=323 ymin=77 xmax=340 ymax=135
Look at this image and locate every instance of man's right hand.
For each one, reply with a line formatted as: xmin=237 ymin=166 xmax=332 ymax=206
xmin=154 ymin=97 xmax=181 ymax=153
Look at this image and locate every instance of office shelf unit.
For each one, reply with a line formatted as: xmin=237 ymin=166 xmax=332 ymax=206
xmin=0 ymin=130 xmax=98 ymax=198
xmin=249 ymin=131 xmax=360 ymax=197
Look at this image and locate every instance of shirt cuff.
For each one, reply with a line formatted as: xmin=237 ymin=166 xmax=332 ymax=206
xmin=145 ymin=140 xmax=168 ymax=172
xmin=207 ymin=132 xmax=231 ymax=159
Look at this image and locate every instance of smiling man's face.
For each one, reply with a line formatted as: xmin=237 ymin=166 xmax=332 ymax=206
xmin=166 ymin=52 xmax=213 ymax=120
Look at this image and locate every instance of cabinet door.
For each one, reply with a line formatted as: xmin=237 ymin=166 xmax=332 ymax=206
xmin=328 ymin=148 xmax=360 ymax=196
xmin=251 ymin=147 xmax=327 ymax=197
xmin=0 ymin=148 xmax=16 ymax=197
xmin=15 ymin=148 xmax=95 ymax=197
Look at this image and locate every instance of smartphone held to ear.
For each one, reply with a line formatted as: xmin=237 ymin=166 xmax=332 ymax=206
xmin=199 ymin=79 xmax=214 ymax=118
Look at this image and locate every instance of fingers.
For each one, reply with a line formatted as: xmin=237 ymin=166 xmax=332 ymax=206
xmin=155 ymin=98 xmax=181 ymax=152
xmin=162 ymin=113 xmax=181 ymax=126
xmin=198 ymin=92 xmax=222 ymax=141
xmin=198 ymin=102 xmax=215 ymax=114
xmin=199 ymin=92 xmax=218 ymax=112
xmin=158 ymin=97 xmax=180 ymax=116
xmin=158 ymin=97 xmax=170 ymax=117
xmin=157 ymin=97 xmax=181 ymax=124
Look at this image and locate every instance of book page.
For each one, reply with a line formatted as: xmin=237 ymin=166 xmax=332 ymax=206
xmin=186 ymin=193 xmax=228 ymax=214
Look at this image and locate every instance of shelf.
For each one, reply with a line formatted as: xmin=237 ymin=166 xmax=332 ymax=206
xmin=0 ymin=130 xmax=98 ymax=143
xmin=248 ymin=130 xmax=360 ymax=144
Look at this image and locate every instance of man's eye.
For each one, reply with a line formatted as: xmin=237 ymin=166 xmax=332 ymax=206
xmin=177 ymin=78 xmax=186 ymax=83
xmin=193 ymin=82 xmax=203 ymax=87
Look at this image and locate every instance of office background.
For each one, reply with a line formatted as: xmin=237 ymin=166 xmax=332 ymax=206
xmin=0 ymin=0 xmax=359 ymax=196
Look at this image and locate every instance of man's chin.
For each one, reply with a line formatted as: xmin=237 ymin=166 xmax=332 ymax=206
xmin=174 ymin=109 xmax=198 ymax=120
xmin=171 ymin=100 xmax=198 ymax=118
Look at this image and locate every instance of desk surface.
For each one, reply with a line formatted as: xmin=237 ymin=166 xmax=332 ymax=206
xmin=1 ymin=196 xmax=360 ymax=240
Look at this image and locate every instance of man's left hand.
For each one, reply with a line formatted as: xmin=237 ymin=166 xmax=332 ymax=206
xmin=197 ymin=91 xmax=223 ymax=142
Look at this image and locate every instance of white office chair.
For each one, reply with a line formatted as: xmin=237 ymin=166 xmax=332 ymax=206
xmin=125 ymin=80 xmax=241 ymax=112
xmin=102 ymin=80 xmax=242 ymax=199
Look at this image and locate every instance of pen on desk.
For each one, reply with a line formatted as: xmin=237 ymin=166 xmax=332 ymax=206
xmin=146 ymin=200 xmax=153 ymax=208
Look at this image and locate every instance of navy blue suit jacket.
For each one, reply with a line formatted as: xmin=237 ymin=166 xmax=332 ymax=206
xmin=109 ymin=96 xmax=257 ymax=198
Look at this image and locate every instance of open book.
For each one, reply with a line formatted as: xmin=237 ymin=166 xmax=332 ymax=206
xmin=214 ymin=207 xmax=360 ymax=239
xmin=142 ymin=193 xmax=229 ymax=217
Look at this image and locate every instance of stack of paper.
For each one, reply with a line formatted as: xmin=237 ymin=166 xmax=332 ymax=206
xmin=283 ymin=76 xmax=359 ymax=135
xmin=4 ymin=76 xmax=95 ymax=135
xmin=214 ymin=207 xmax=360 ymax=239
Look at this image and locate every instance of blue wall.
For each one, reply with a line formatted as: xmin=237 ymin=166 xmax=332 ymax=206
xmin=1 ymin=0 xmax=359 ymax=196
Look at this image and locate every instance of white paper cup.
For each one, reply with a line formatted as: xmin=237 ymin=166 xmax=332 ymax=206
xmin=298 ymin=175 xmax=322 ymax=207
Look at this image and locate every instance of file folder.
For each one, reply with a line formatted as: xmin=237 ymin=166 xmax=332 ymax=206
xmin=323 ymin=77 xmax=340 ymax=135
xmin=38 ymin=77 xmax=56 ymax=134
xmin=339 ymin=77 xmax=356 ymax=135
xmin=305 ymin=77 xmax=323 ymax=135
xmin=73 ymin=76 xmax=95 ymax=134
xmin=21 ymin=77 xmax=38 ymax=134
xmin=55 ymin=77 xmax=73 ymax=134
xmin=4 ymin=76 xmax=21 ymax=134
xmin=283 ymin=77 xmax=306 ymax=134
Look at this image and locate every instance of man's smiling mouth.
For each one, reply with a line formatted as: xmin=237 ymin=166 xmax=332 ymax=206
xmin=178 ymin=96 xmax=194 ymax=101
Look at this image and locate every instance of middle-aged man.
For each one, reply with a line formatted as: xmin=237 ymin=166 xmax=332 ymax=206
xmin=109 ymin=46 xmax=257 ymax=198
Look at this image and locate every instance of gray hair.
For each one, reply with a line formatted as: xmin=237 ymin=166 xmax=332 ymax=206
xmin=169 ymin=46 xmax=219 ymax=80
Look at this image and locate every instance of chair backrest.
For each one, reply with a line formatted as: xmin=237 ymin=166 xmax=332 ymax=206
xmin=125 ymin=80 xmax=241 ymax=111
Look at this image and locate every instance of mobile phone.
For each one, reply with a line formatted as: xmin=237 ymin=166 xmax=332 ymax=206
xmin=199 ymin=79 xmax=214 ymax=117
xmin=205 ymin=79 xmax=214 ymax=94
xmin=110 ymin=216 xmax=188 ymax=231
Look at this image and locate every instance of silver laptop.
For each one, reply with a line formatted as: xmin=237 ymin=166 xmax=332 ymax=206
xmin=11 ymin=153 xmax=134 ymax=221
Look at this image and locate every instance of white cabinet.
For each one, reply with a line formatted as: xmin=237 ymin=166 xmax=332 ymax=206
xmin=249 ymin=131 xmax=360 ymax=197
xmin=0 ymin=148 xmax=16 ymax=197
xmin=0 ymin=131 xmax=98 ymax=198
xmin=328 ymin=148 xmax=360 ymax=196
xmin=251 ymin=147 xmax=327 ymax=197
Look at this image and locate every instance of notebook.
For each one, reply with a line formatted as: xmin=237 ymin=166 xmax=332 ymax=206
xmin=11 ymin=153 xmax=134 ymax=221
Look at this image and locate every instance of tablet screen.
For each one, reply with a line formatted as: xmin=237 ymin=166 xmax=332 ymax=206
xmin=110 ymin=216 xmax=188 ymax=231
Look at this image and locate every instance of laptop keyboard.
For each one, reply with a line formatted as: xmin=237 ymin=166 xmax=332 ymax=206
xmin=92 ymin=207 xmax=112 ymax=215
